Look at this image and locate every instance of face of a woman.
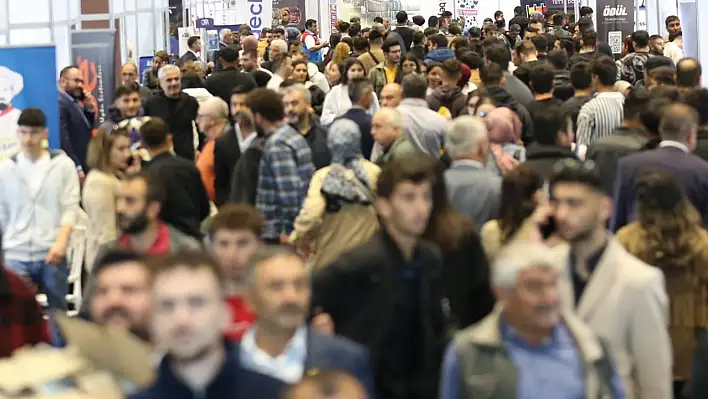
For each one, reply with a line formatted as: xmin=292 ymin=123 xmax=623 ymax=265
xmin=427 ymin=67 xmax=443 ymax=88
xmin=326 ymin=63 xmax=341 ymax=85
xmin=110 ymin=135 xmax=132 ymax=171
xmin=402 ymin=60 xmax=417 ymax=76
xmin=347 ymin=63 xmax=364 ymax=81
xmin=292 ymin=63 xmax=308 ymax=83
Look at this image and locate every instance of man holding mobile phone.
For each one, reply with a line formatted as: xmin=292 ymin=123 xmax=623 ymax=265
xmin=58 ymin=65 xmax=96 ymax=180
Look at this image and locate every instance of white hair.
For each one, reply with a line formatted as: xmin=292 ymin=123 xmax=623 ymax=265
xmin=375 ymin=107 xmax=403 ymax=130
xmin=158 ymin=64 xmax=180 ymax=80
xmin=445 ymin=115 xmax=488 ymax=158
xmin=271 ymin=39 xmax=288 ymax=54
xmin=200 ymin=97 xmax=229 ymax=120
xmin=219 ymin=28 xmax=232 ymax=41
xmin=283 ymin=83 xmax=312 ymax=104
xmin=492 ymin=241 xmax=563 ymax=289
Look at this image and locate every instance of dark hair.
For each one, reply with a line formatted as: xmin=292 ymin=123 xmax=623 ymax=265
xmin=570 ymin=62 xmax=591 ymax=90
xmin=547 ymin=49 xmax=569 ymax=70
xmin=494 ymin=10 xmax=504 ymax=19
xmin=552 ymin=13 xmax=564 ymax=26
xmin=219 ymin=46 xmax=239 ymax=63
xmin=382 ymin=38 xmax=401 ymax=53
xmin=340 ymin=36 xmax=354 ymax=50
xmin=207 ymin=204 xmax=264 ymax=238
xmin=577 ymin=17 xmax=593 ymax=34
xmin=262 ymin=28 xmax=272 ymax=35
xmin=282 ymin=370 xmax=366 ymax=399
xmin=338 ymin=21 xmax=350 ymax=34
xmin=429 ymin=34 xmax=448 ymax=49
xmin=631 ymin=30 xmax=650 ymax=48
xmin=187 ymin=36 xmax=200 ymax=49
xmin=623 ymin=87 xmax=652 ymax=120
xmin=550 ymin=159 xmax=604 ymax=193
xmin=485 ymin=44 xmax=511 ymax=69
xmin=682 ymin=88 xmax=708 ymax=126
xmin=349 ymin=23 xmax=361 ymax=37
xmin=401 ymin=73 xmax=427 ymax=99
xmin=480 ymin=62 xmax=504 ymax=87
xmin=665 ymin=15 xmax=679 ymax=29
xmin=246 ymin=88 xmax=284 ymax=122
xmin=376 ymin=154 xmax=435 ymax=199
xmin=115 ymin=83 xmax=140 ymax=99
xmin=640 ymin=97 xmax=673 ymax=137
xmin=59 ymin=66 xmax=79 ymax=79
xmin=448 ymin=24 xmax=462 ymax=36
xmin=451 ymin=37 xmax=470 ymax=52
xmin=530 ymin=63 xmax=555 ymax=94
xmin=150 ymin=250 xmax=224 ymax=293
xmin=93 ymin=249 xmax=146 ymax=279
xmin=368 ymin=29 xmax=383 ymax=43
xmin=400 ymin=53 xmax=421 ymax=74
xmin=468 ymin=27 xmax=482 ymax=39
xmin=581 ymin=29 xmax=597 ymax=48
xmin=534 ymin=106 xmax=571 ymax=146
xmin=531 ymin=35 xmax=549 ymax=53
xmin=498 ymin=164 xmax=543 ymax=243
xmin=424 ymin=27 xmax=439 ymax=37
xmin=669 ymin=31 xmax=683 ymax=43
xmin=341 ymin=58 xmax=366 ymax=85
xmin=347 ymin=77 xmax=372 ymax=104
xmin=590 ymin=56 xmax=618 ymax=86
xmin=645 ymin=56 xmax=675 ymax=72
xmin=412 ymin=31 xmax=425 ymax=46
xmin=305 ymin=19 xmax=317 ymax=29
xmin=458 ymin=51 xmax=484 ymax=70
xmin=676 ymin=58 xmax=702 ymax=88
xmin=650 ymin=85 xmax=681 ymax=102
xmin=352 ymin=36 xmax=369 ymax=52
xmin=273 ymin=27 xmax=285 ymax=35
xmin=139 ymin=117 xmax=169 ymax=148
xmin=440 ymin=58 xmax=462 ymax=80
xmin=580 ymin=6 xmax=593 ymax=16
xmin=649 ymin=66 xmax=676 ymax=86
xmin=230 ymin=79 xmax=257 ymax=95
xmin=251 ymin=70 xmax=272 ymax=88
xmin=329 ymin=32 xmax=342 ymax=50
xmin=374 ymin=16 xmax=384 ymax=24
xmin=17 ymin=108 xmax=47 ymax=128
xmin=558 ymin=38 xmax=575 ymax=58
xmin=125 ymin=171 xmax=167 ymax=205
xmin=396 ymin=10 xmax=408 ymax=24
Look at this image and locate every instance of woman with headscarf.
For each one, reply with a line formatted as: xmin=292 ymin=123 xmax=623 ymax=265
xmin=484 ymin=107 xmax=526 ymax=175
xmin=289 ymin=119 xmax=381 ymax=269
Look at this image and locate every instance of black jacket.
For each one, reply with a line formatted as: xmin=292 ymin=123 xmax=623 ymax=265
xmin=585 ymin=126 xmax=651 ymax=195
xmin=213 ymin=125 xmax=241 ymax=206
xmin=228 ymin=136 xmax=267 ymax=205
xmin=309 ymin=85 xmax=326 ymax=116
xmin=205 ymin=68 xmax=257 ymax=105
xmin=487 ymin=85 xmax=535 ymax=145
xmin=394 ymin=25 xmax=415 ymax=50
xmin=291 ymin=115 xmax=331 ymax=170
xmin=409 ymin=45 xmax=426 ymax=62
xmin=524 ymin=143 xmax=578 ymax=178
xmin=144 ymin=152 xmax=211 ymax=238
xmin=312 ymin=229 xmax=449 ymax=399
xmin=143 ymin=92 xmax=200 ymax=161
xmin=339 ymin=108 xmax=374 ymax=160
xmin=693 ymin=129 xmax=708 ymax=164
xmin=513 ymin=60 xmax=542 ymax=89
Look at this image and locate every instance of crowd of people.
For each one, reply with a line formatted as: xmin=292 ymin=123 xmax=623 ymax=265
xmin=1 ymin=5 xmax=708 ymax=399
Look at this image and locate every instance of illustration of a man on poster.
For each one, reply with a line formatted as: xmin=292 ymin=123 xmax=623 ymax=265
xmin=0 ymin=66 xmax=24 ymax=159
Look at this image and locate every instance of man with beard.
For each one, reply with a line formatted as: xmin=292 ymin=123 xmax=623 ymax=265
xmin=369 ymin=39 xmax=402 ymax=97
xmin=58 ymin=65 xmax=96 ymax=177
xmin=230 ymin=246 xmax=375 ymax=396
xmin=282 ymin=83 xmax=330 ymax=169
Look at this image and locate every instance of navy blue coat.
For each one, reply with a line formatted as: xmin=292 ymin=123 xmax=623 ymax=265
xmin=611 ymin=145 xmax=708 ymax=231
xmin=58 ymin=90 xmax=95 ymax=171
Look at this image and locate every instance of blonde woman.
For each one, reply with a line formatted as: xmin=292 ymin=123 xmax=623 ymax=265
xmin=82 ymin=126 xmax=141 ymax=270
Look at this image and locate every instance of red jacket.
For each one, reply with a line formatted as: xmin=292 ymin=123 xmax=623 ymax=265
xmin=0 ymin=267 xmax=50 ymax=357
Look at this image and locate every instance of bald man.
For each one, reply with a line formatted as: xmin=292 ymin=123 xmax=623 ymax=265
xmin=371 ymin=107 xmax=416 ymax=165
xmin=120 ymin=63 xmax=152 ymax=103
xmin=196 ymin=97 xmax=231 ymax=201
xmin=676 ymin=58 xmax=702 ymax=90
xmin=380 ymin=83 xmax=402 ymax=108
xmin=283 ymin=370 xmax=368 ymax=399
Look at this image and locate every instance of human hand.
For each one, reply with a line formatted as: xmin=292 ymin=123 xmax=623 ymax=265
xmin=125 ymin=155 xmax=142 ymax=175
xmin=322 ymin=41 xmax=330 ymax=48
xmin=45 ymin=241 xmax=67 ymax=265
xmin=78 ymin=170 xmax=86 ymax=183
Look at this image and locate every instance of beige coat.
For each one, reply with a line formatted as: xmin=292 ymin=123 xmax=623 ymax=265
xmin=289 ymin=161 xmax=380 ymax=269
xmin=82 ymin=170 xmax=120 ymax=271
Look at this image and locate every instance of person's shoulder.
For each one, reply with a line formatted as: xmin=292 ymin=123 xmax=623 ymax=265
xmin=310 ymin=330 xmax=369 ymax=357
xmin=1 ymin=268 xmax=37 ymax=299
xmin=609 ymin=238 xmax=664 ymax=284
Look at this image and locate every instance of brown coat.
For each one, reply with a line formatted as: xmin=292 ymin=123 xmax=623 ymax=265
xmin=617 ymin=222 xmax=708 ymax=381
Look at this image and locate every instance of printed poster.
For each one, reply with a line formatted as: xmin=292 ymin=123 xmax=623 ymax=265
xmin=72 ymin=30 xmax=117 ymax=125
xmin=596 ymin=0 xmax=635 ymax=55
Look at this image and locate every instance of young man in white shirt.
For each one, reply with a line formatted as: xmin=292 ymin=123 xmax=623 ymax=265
xmin=0 ymin=108 xmax=80 ymax=321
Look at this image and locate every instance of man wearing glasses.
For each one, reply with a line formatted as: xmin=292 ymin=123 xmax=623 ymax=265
xmin=58 ymin=65 xmax=96 ymax=180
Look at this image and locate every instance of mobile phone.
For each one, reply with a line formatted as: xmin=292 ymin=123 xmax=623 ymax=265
xmin=540 ymin=216 xmax=557 ymax=240
xmin=126 ymin=155 xmax=136 ymax=167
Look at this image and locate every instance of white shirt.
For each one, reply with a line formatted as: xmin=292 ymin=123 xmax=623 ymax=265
xmin=267 ymin=74 xmax=284 ymax=91
xmin=239 ymin=132 xmax=257 ymax=153
xmin=17 ymin=152 xmax=51 ymax=198
xmin=663 ymin=41 xmax=683 ymax=64
xmin=659 ymin=140 xmax=689 ymax=153
xmin=239 ymin=325 xmax=308 ymax=384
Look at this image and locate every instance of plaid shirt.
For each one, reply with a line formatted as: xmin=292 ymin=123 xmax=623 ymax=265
xmin=0 ymin=267 xmax=50 ymax=357
xmin=256 ymin=123 xmax=315 ymax=240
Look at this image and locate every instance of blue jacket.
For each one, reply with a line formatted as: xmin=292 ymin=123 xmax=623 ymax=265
xmin=58 ymin=90 xmax=96 ymax=171
xmin=424 ymin=48 xmax=455 ymax=65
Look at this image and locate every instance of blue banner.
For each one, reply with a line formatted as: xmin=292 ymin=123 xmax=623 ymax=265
xmin=0 ymin=45 xmax=60 ymax=159
xmin=139 ymin=56 xmax=153 ymax=78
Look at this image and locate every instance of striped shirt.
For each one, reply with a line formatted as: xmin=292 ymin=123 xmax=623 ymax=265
xmin=255 ymin=123 xmax=315 ymax=240
xmin=575 ymin=92 xmax=625 ymax=147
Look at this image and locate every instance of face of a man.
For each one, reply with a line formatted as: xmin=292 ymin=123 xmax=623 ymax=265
xmin=211 ymin=229 xmax=260 ymax=283
xmin=529 ymin=21 xmax=543 ymax=33
xmin=386 ymin=45 xmax=402 ymax=65
xmin=377 ymin=180 xmax=433 ymax=238
xmin=274 ymin=32 xmax=284 ymax=41
xmin=283 ymin=90 xmax=309 ymax=123
xmin=17 ymin=125 xmax=48 ymax=154
xmin=121 ymin=64 xmax=139 ymax=85
xmin=265 ymin=32 xmax=273 ymax=43
xmin=380 ymin=85 xmax=402 ymax=108
xmin=230 ymin=93 xmax=248 ymax=116
xmin=383 ymin=18 xmax=390 ymax=31
xmin=371 ymin=112 xmax=397 ymax=146
xmin=667 ymin=19 xmax=681 ymax=35
xmin=503 ymin=267 xmax=560 ymax=332
xmin=159 ymin=68 xmax=181 ymax=98
xmin=61 ymin=67 xmax=85 ymax=98
xmin=650 ymin=38 xmax=665 ymax=54
xmin=192 ymin=39 xmax=202 ymax=52
xmin=310 ymin=22 xmax=318 ymax=35
xmin=247 ymin=254 xmax=310 ymax=333
xmin=115 ymin=92 xmax=142 ymax=118
xmin=222 ymin=30 xmax=233 ymax=44
xmin=116 ymin=179 xmax=155 ymax=234
xmin=151 ymin=266 xmax=227 ymax=362
xmin=240 ymin=53 xmax=257 ymax=72
xmin=91 ymin=262 xmax=152 ymax=339
xmin=552 ymin=182 xmax=608 ymax=243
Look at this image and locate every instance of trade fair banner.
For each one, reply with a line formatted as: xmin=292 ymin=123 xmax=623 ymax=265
xmin=0 ymin=45 xmax=60 ymax=159
xmin=272 ymin=0 xmax=306 ymax=29
xmin=71 ymin=30 xmax=117 ymax=126
xmin=596 ymin=0 xmax=635 ymax=55
xmin=223 ymin=0 xmax=273 ymax=39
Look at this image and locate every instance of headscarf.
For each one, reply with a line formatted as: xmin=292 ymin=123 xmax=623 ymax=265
xmin=321 ymin=119 xmax=373 ymax=203
xmin=485 ymin=107 xmax=523 ymax=173
xmin=457 ymin=64 xmax=471 ymax=89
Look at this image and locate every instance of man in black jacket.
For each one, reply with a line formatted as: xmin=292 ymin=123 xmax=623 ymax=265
xmin=393 ymin=11 xmax=414 ymax=50
xmin=481 ymin=63 xmax=535 ymax=145
xmin=205 ymin=47 xmax=257 ymax=106
xmin=683 ymin=88 xmax=708 ymax=163
xmin=143 ymin=65 xmax=200 ymax=161
xmin=141 ymin=117 xmax=210 ymax=239
xmin=524 ymin=106 xmax=578 ymax=178
xmin=312 ymin=155 xmax=449 ymax=399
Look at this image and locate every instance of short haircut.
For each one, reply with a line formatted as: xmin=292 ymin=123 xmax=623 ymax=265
xmin=424 ymin=27 xmax=438 ymax=37
xmin=207 ymin=204 xmax=264 ymax=238
xmin=649 ymin=66 xmax=676 ymax=86
xmin=552 ymin=14 xmax=564 ymax=26
xmin=158 ymin=64 xmax=180 ymax=80
xmin=682 ymin=88 xmax=708 ymax=126
xmin=485 ymin=44 xmax=511 ymax=69
xmin=187 ymin=36 xmax=200 ymax=49
xmin=150 ymin=250 xmax=224 ymax=292
xmin=492 ymin=241 xmax=563 ymax=289
xmin=534 ymin=106 xmax=570 ymax=145
xmin=650 ymin=34 xmax=663 ymax=41
xmin=200 ymin=97 xmax=229 ymax=120
xmin=348 ymin=23 xmax=361 ymax=37
xmin=494 ymin=10 xmax=503 ymax=19
xmin=448 ymin=24 xmax=462 ymax=36
xmin=373 ymin=108 xmax=403 ymax=131
xmin=550 ymin=159 xmax=604 ymax=193
xmin=577 ymin=18 xmax=593 ymax=34
xmin=480 ymin=62 xmax=504 ymax=87
xmin=272 ymin=27 xmax=285 ymax=35
xmin=230 ymin=79 xmax=257 ymax=95
xmin=445 ymin=116 xmax=488 ymax=158
xmin=60 ymin=66 xmax=79 ymax=79
xmin=374 ymin=16 xmax=384 ymax=24
xmin=412 ymin=31 xmax=425 ymax=45
xmin=283 ymin=82 xmax=312 ymax=105
xmin=582 ymin=29 xmax=597 ymax=48
xmin=401 ymin=73 xmax=427 ymax=99
xmin=530 ymin=63 xmax=555 ymax=94
xmin=17 ymin=108 xmax=46 ymax=128
xmin=270 ymin=39 xmax=288 ymax=54
xmin=115 ymin=83 xmax=140 ymax=99
xmin=570 ymin=62 xmax=592 ymax=90
xmin=338 ymin=21 xmax=350 ymax=33
xmin=659 ymin=103 xmax=699 ymax=142
xmin=396 ymin=10 xmax=407 ymax=24
xmin=547 ymin=49 xmax=569 ymax=70
xmin=665 ymin=15 xmax=679 ymax=29
xmin=93 ymin=249 xmax=146 ymax=279
xmin=219 ymin=46 xmax=239 ymax=63
xmin=376 ymin=154 xmax=435 ymax=199
xmin=282 ymin=369 xmax=365 ymax=399
xmin=352 ymin=36 xmax=369 ymax=51
xmin=441 ymin=58 xmax=462 ymax=79
xmin=245 ymin=88 xmax=284 ymax=122
xmin=645 ymin=56 xmax=675 ymax=72
xmin=125 ymin=171 xmax=167 ymax=205
xmin=305 ymin=19 xmax=317 ymax=29
xmin=382 ymin=38 xmax=401 ymax=53
xmin=139 ymin=117 xmax=169 ymax=148
xmin=641 ymin=97 xmax=673 ymax=136
xmin=531 ymin=35 xmax=549 ymax=53
xmin=516 ymin=40 xmax=537 ymax=57
xmin=246 ymin=245 xmax=303 ymax=283
xmin=623 ymin=87 xmax=652 ymax=120
xmin=676 ymin=58 xmax=702 ymax=88
xmin=429 ymin=34 xmax=448 ymax=49
xmin=468 ymin=26 xmax=482 ymax=39
xmin=450 ymin=37 xmax=469 ymax=51
xmin=631 ymin=30 xmax=650 ymax=48
xmin=368 ymin=29 xmax=383 ymax=43
xmin=154 ymin=51 xmax=170 ymax=63
xmin=590 ymin=56 xmax=618 ymax=86
xmin=347 ymin=77 xmax=372 ymax=104
xmin=458 ymin=51 xmax=484 ymax=70
xmin=580 ymin=6 xmax=593 ymax=16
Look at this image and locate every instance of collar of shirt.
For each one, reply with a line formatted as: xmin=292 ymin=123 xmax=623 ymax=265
xmin=239 ymin=132 xmax=257 ymax=151
xmin=659 ymin=140 xmax=689 ymax=153
xmin=569 ymin=240 xmax=608 ymax=277
xmin=501 ymin=317 xmax=566 ymax=348
xmin=119 ymin=222 xmax=171 ymax=255
xmin=239 ymin=324 xmax=308 ymax=384
xmin=595 ymin=91 xmax=625 ymax=100
xmin=451 ymin=159 xmax=484 ymax=169
xmin=190 ymin=50 xmax=201 ymax=59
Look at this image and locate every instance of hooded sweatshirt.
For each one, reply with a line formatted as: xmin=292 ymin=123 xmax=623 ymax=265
xmin=426 ymin=85 xmax=467 ymax=119
xmin=424 ymin=47 xmax=455 ymax=65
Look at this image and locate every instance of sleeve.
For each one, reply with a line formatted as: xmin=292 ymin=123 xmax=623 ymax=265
xmin=689 ymin=335 xmax=708 ymax=399
xmin=439 ymin=341 xmax=461 ymax=399
xmin=59 ymin=103 xmax=81 ymax=169
xmin=255 ymin=147 xmax=279 ymax=235
xmin=352 ymin=349 xmax=377 ymax=399
xmin=609 ymin=161 xmax=629 ymax=233
xmin=60 ymin=158 xmax=81 ymax=227
xmin=196 ymin=140 xmax=217 ymax=202
xmin=82 ymin=175 xmax=119 ymax=244
xmin=311 ymin=259 xmax=351 ymax=322
xmin=192 ymin=165 xmax=212 ymax=222
xmin=575 ymin=105 xmax=594 ymax=147
xmin=270 ymin=143 xmax=305 ymax=225
xmin=321 ymin=87 xmax=340 ymax=125
xmin=289 ymin=170 xmax=326 ymax=245
xmin=304 ymin=35 xmax=317 ymax=50
xmin=313 ymin=72 xmax=331 ymax=94
xmin=629 ymin=272 xmax=672 ymax=399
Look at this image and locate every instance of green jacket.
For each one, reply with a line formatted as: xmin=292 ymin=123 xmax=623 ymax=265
xmin=368 ymin=61 xmax=401 ymax=97
xmin=377 ymin=136 xmax=417 ymax=166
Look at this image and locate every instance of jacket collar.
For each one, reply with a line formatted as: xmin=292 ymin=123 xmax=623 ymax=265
xmin=155 ymin=341 xmax=238 ymax=396
xmin=399 ymin=98 xmax=428 ymax=108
